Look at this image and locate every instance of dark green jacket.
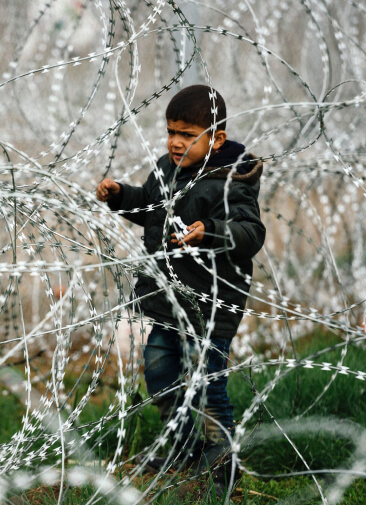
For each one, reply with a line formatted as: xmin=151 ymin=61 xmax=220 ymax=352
xmin=108 ymin=150 xmax=265 ymax=339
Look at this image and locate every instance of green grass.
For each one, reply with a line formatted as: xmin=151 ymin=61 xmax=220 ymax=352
xmin=10 ymin=476 xmax=366 ymax=504
xmin=227 ymin=332 xmax=366 ymax=475
xmin=2 ymin=331 xmax=366 ymax=504
xmin=0 ymin=390 xmax=24 ymax=444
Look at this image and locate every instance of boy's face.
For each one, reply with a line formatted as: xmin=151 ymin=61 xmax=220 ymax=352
xmin=167 ymin=119 xmax=223 ymax=169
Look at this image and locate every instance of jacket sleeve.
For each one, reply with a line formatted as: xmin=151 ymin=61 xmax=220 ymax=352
xmin=107 ymin=175 xmax=155 ymax=227
xmin=209 ymin=184 xmax=266 ymax=259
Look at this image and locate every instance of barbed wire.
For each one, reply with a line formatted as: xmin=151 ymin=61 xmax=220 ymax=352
xmin=0 ymin=1 xmax=366 ymax=504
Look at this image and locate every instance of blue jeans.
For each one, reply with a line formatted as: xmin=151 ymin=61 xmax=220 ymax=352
xmin=144 ymin=325 xmax=234 ymax=455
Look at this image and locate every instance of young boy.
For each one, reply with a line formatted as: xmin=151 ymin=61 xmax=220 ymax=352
xmin=96 ymin=85 xmax=265 ymax=488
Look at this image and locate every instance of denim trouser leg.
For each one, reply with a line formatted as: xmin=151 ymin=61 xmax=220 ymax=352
xmin=143 ymin=326 xmax=197 ymax=453
xmin=203 ymin=336 xmax=234 ymax=445
xmin=144 ymin=325 xmax=234 ymax=453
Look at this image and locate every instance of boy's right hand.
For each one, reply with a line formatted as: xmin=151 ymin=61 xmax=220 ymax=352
xmin=96 ymin=179 xmax=120 ymax=202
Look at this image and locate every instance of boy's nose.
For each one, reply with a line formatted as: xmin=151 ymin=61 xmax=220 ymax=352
xmin=170 ymin=134 xmax=183 ymax=147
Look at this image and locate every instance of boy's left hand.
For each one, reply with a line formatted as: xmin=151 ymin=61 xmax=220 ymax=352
xmin=171 ymin=221 xmax=205 ymax=247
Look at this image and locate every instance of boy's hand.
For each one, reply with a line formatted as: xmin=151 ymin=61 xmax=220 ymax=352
xmin=96 ymin=179 xmax=120 ymax=202
xmin=171 ymin=221 xmax=205 ymax=247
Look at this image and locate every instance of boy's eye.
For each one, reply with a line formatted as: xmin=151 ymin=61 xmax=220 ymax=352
xmin=167 ymin=129 xmax=195 ymax=138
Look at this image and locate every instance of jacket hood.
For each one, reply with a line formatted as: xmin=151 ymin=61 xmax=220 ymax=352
xmin=195 ymin=139 xmax=263 ymax=185
xmin=206 ymin=140 xmax=250 ymax=172
xmin=171 ymin=140 xmax=263 ymax=186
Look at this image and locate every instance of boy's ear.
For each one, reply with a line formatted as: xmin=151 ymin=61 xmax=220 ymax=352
xmin=213 ymin=130 xmax=227 ymax=150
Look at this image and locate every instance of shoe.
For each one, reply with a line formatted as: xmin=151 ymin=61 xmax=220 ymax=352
xmin=212 ymin=478 xmax=227 ymax=500
xmin=192 ymin=443 xmax=241 ymax=500
xmin=135 ymin=449 xmax=200 ymax=474
xmin=191 ymin=440 xmax=231 ymax=473
xmin=135 ymin=454 xmax=171 ymax=473
xmin=144 ymin=455 xmax=171 ymax=473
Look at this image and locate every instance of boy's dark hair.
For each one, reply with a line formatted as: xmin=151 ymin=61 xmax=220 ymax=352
xmin=166 ymin=84 xmax=226 ymax=130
